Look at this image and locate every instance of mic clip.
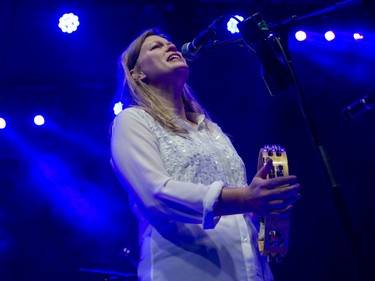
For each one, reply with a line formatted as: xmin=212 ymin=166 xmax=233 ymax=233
xmin=237 ymin=12 xmax=295 ymax=96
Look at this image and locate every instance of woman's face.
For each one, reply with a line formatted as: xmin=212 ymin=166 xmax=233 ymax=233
xmin=133 ymin=35 xmax=189 ymax=85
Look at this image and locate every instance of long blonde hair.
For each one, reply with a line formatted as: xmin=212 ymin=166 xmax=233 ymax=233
xmin=117 ymin=28 xmax=210 ymax=134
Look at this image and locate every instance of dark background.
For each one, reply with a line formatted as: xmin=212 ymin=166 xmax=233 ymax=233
xmin=1 ymin=1 xmax=374 ymax=280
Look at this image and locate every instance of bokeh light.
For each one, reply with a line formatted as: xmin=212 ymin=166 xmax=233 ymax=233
xmin=295 ymin=30 xmax=307 ymax=41
xmin=0 ymin=117 xmax=6 ymax=129
xmin=113 ymin=102 xmax=123 ymax=115
xmin=227 ymin=15 xmax=244 ymax=34
xmin=353 ymin=32 xmax=364 ymax=40
xmin=324 ymin=30 xmax=336 ymax=41
xmin=34 ymin=115 xmax=45 ymax=126
xmin=58 ymin=13 xmax=80 ymax=33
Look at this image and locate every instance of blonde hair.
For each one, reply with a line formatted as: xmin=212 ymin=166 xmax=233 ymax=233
xmin=117 ymin=28 xmax=210 ymax=134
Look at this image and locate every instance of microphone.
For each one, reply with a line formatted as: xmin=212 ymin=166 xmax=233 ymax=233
xmin=342 ymin=93 xmax=375 ymax=120
xmin=237 ymin=13 xmax=294 ymax=96
xmin=181 ymin=16 xmax=226 ymax=61
xmin=181 ymin=27 xmax=215 ymax=61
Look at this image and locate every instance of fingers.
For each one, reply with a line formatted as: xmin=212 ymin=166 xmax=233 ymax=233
xmin=268 ymin=192 xmax=301 ymax=209
xmin=269 ymin=205 xmax=294 ymax=218
xmin=259 ymin=182 xmax=301 ymax=216
xmin=249 ymin=165 xmax=301 ymax=217
xmin=264 ymin=175 xmax=298 ymax=190
xmin=265 ymin=189 xmax=301 ymax=217
xmin=270 ymin=183 xmax=301 ymax=198
xmin=255 ymin=159 xmax=274 ymax=179
xmin=254 ymin=161 xmax=298 ymax=190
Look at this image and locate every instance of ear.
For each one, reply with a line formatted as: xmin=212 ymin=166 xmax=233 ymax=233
xmin=130 ymin=69 xmax=146 ymax=81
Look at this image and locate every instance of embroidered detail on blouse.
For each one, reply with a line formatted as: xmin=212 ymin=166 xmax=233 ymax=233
xmin=135 ymin=108 xmax=247 ymax=187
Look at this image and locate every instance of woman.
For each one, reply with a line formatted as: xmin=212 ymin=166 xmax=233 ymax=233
xmin=110 ymin=28 xmax=300 ymax=281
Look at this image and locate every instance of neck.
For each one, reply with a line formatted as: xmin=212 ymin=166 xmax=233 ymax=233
xmin=150 ymin=82 xmax=187 ymax=119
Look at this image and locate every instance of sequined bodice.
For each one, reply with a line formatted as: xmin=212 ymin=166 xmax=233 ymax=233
xmin=136 ymin=109 xmax=247 ymax=187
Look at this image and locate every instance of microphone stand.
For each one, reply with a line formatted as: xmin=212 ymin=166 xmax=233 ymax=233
xmin=234 ymin=1 xmax=367 ymax=280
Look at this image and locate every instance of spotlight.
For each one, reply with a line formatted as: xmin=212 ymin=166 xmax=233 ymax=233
xmin=34 ymin=115 xmax=45 ymax=126
xmin=295 ymin=30 xmax=307 ymax=41
xmin=227 ymin=15 xmax=244 ymax=34
xmin=353 ymin=33 xmax=364 ymax=40
xmin=324 ymin=31 xmax=335 ymax=41
xmin=0 ymin=117 xmax=6 ymax=129
xmin=58 ymin=13 xmax=80 ymax=33
xmin=113 ymin=102 xmax=123 ymax=115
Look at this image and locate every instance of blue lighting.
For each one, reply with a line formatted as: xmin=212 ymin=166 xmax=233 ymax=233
xmin=295 ymin=30 xmax=307 ymax=41
xmin=353 ymin=33 xmax=364 ymax=40
xmin=34 ymin=115 xmax=45 ymax=126
xmin=58 ymin=13 xmax=80 ymax=33
xmin=324 ymin=31 xmax=335 ymax=41
xmin=0 ymin=117 xmax=6 ymax=129
xmin=113 ymin=102 xmax=123 ymax=115
xmin=227 ymin=15 xmax=244 ymax=34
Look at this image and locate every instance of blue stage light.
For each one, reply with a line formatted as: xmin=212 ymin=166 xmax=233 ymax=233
xmin=34 ymin=115 xmax=45 ymax=126
xmin=353 ymin=32 xmax=364 ymax=40
xmin=227 ymin=15 xmax=244 ymax=34
xmin=295 ymin=30 xmax=307 ymax=41
xmin=58 ymin=13 xmax=80 ymax=33
xmin=0 ymin=117 xmax=6 ymax=129
xmin=324 ymin=31 xmax=335 ymax=41
xmin=113 ymin=102 xmax=123 ymax=115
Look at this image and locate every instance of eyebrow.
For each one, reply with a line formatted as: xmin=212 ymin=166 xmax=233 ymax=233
xmin=147 ymin=39 xmax=171 ymax=47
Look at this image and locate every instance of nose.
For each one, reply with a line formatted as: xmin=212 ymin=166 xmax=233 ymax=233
xmin=166 ymin=42 xmax=177 ymax=52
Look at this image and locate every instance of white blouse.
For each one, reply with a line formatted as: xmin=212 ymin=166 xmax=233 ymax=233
xmin=110 ymin=107 xmax=274 ymax=281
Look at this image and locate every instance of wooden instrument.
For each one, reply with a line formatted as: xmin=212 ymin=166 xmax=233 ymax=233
xmin=257 ymin=145 xmax=290 ymax=263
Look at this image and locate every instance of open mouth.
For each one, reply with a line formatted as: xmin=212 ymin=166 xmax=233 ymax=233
xmin=167 ymin=53 xmax=181 ymax=61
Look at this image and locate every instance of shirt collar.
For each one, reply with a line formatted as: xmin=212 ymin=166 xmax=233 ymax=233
xmin=178 ymin=112 xmax=206 ymax=131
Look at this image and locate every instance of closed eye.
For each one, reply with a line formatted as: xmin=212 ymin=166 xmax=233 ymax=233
xmin=150 ymin=43 xmax=163 ymax=50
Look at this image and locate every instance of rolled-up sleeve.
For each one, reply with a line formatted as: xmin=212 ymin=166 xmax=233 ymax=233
xmin=110 ymin=109 xmax=223 ymax=227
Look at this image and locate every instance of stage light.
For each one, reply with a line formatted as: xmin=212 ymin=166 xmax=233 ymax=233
xmin=295 ymin=31 xmax=307 ymax=41
xmin=34 ymin=115 xmax=45 ymax=126
xmin=0 ymin=117 xmax=6 ymax=129
xmin=227 ymin=15 xmax=244 ymax=34
xmin=113 ymin=102 xmax=123 ymax=115
xmin=324 ymin=31 xmax=335 ymax=41
xmin=58 ymin=13 xmax=80 ymax=33
xmin=353 ymin=33 xmax=364 ymax=40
